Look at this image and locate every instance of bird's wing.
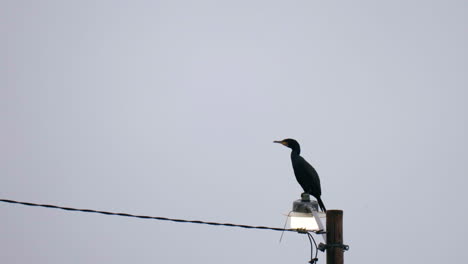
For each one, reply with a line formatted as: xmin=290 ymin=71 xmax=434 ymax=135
xmin=297 ymin=156 xmax=322 ymax=196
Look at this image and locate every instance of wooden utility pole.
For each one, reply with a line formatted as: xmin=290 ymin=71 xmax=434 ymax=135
xmin=326 ymin=210 xmax=344 ymax=264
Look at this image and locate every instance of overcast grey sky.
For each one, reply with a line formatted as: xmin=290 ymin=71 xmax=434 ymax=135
xmin=1 ymin=1 xmax=467 ymax=263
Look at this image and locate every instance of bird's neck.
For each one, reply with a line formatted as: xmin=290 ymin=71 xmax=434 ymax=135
xmin=290 ymin=149 xmax=300 ymax=156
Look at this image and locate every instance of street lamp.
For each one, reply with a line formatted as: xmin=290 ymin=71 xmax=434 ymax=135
xmin=288 ymin=193 xmax=325 ymax=234
xmin=287 ymin=194 xmax=348 ymax=264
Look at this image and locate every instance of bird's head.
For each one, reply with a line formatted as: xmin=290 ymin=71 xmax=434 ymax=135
xmin=273 ymin=138 xmax=301 ymax=153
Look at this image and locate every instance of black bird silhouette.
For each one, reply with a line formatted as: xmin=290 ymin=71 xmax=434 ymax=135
xmin=274 ymin=138 xmax=326 ymax=212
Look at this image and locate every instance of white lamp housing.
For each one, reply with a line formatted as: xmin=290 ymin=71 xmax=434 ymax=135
xmin=288 ymin=193 xmax=326 ymax=233
xmin=289 ymin=211 xmax=320 ymax=231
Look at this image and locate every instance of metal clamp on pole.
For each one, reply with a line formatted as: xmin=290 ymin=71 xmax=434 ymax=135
xmin=317 ymin=242 xmax=349 ymax=252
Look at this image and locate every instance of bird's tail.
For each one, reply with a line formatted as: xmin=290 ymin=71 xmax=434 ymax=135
xmin=317 ymin=197 xmax=326 ymax=212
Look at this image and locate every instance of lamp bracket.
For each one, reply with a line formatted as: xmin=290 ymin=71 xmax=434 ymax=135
xmin=295 ymin=228 xmax=308 ymax=234
xmin=317 ymin=242 xmax=349 ymax=252
xmin=293 ymin=229 xmax=325 ymax=234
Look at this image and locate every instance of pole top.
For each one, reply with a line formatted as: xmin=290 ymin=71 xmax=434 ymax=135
xmin=326 ymin=210 xmax=343 ymax=217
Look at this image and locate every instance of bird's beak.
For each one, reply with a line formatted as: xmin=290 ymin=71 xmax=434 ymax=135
xmin=273 ymin=140 xmax=287 ymax=146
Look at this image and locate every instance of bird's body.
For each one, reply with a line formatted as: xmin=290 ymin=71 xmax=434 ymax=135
xmin=274 ymin=138 xmax=326 ymax=212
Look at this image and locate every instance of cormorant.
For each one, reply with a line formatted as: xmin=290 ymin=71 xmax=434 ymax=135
xmin=274 ymin=138 xmax=326 ymax=212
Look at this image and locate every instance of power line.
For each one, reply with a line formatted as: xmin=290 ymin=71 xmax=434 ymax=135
xmin=1 ymin=198 xmax=323 ymax=262
xmin=0 ymin=198 xmax=318 ymax=233
xmin=307 ymin=232 xmax=319 ymax=264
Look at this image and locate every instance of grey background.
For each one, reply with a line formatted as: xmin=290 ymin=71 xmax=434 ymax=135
xmin=1 ymin=1 xmax=467 ymax=263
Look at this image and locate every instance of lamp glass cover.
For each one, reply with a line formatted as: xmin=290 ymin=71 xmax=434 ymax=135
xmin=288 ymin=212 xmax=319 ymax=231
